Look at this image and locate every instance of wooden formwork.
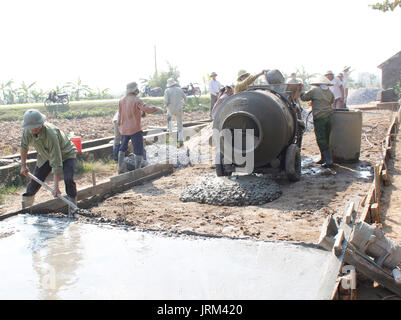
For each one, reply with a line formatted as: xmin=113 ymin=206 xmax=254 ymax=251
xmin=0 ymin=162 xmax=174 ymax=221
xmin=331 ymin=103 xmax=401 ymax=299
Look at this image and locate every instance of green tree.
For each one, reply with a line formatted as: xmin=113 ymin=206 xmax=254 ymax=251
xmin=371 ymin=0 xmax=401 ymax=11
xmin=147 ymin=62 xmax=180 ymax=92
xmin=65 ymin=77 xmax=91 ymax=100
xmin=295 ymin=66 xmax=316 ymax=90
xmin=17 ymin=81 xmax=36 ymax=103
xmin=0 ymin=80 xmax=16 ymax=105
xmin=31 ymin=88 xmax=46 ymax=103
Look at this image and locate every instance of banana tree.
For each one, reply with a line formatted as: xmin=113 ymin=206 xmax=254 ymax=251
xmin=17 ymin=81 xmax=37 ymax=103
xmin=31 ymin=88 xmax=46 ymax=103
xmin=64 ymin=77 xmax=91 ymax=101
xmin=0 ymin=80 xmax=16 ymax=105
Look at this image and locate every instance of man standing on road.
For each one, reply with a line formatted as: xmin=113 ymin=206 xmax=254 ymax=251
xmin=300 ymin=76 xmax=335 ymax=168
xmin=19 ymin=109 xmax=78 ymax=211
xmin=234 ymin=70 xmax=265 ymax=94
xmin=325 ymin=70 xmax=344 ymax=109
xmin=164 ymin=78 xmax=187 ymax=148
xmin=118 ymin=82 xmax=160 ymax=173
xmin=208 ymin=72 xmax=221 ymax=117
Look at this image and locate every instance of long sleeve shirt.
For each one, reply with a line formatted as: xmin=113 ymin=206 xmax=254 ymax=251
xmin=164 ymin=86 xmax=187 ymax=116
xmin=208 ymin=79 xmax=221 ymax=96
xmin=234 ymin=74 xmax=260 ymax=94
xmin=118 ymin=94 xmax=154 ymax=135
xmin=20 ymin=122 xmax=77 ymax=174
xmin=301 ymin=87 xmax=334 ymax=120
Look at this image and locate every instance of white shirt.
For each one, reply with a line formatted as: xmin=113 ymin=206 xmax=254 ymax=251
xmin=112 ymin=111 xmax=119 ymax=123
xmin=209 ymin=79 xmax=221 ymax=96
xmin=329 ymin=77 xmax=344 ymax=100
xmin=342 ymin=72 xmax=349 ymax=89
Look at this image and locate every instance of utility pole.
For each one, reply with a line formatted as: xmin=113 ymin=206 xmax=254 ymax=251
xmin=154 ymin=45 xmax=158 ymax=76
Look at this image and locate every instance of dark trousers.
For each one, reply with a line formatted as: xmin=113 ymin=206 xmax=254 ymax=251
xmin=314 ymin=114 xmax=332 ymax=152
xmin=119 ymin=131 xmax=144 ymax=156
xmin=23 ymin=158 xmax=77 ymax=198
xmin=210 ymin=94 xmax=217 ymax=116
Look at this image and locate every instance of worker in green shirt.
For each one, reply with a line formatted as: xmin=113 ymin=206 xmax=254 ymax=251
xmin=19 ymin=109 xmax=78 ymax=210
xmin=300 ymin=76 xmax=335 ymax=168
xmin=234 ymin=70 xmax=266 ymax=94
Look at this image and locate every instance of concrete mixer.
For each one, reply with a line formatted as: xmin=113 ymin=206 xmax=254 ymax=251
xmin=213 ymin=70 xmax=304 ymax=181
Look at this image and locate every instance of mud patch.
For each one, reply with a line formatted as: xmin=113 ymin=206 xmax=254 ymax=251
xmin=180 ymin=174 xmax=281 ymax=206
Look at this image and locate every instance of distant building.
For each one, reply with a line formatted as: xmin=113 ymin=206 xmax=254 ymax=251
xmin=377 ymin=50 xmax=401 ymax=102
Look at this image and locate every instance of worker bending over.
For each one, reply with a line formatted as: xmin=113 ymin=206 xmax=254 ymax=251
xmin=19 ymin=109 xmax=78 ymax=211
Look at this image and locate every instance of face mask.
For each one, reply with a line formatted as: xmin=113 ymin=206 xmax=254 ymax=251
xmin=320 ymin=85 xmax=328 ymax=90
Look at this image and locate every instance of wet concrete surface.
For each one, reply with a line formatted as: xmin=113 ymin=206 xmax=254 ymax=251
xmin=301 ymin=156 xmax=372 ymax=180
xmin=0 ymin=214 xmax=334 ymax=299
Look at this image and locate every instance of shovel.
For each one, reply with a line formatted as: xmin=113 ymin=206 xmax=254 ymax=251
xmin=26 ymin=171 xmax=79 ymax=217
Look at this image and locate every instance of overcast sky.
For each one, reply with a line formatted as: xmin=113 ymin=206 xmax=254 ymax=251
xmin=1 ymin=0 xmax=400 ymax=94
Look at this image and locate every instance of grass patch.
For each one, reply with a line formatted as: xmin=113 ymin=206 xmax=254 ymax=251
xmin=0 ymin=96 xmax=210 ymax=122
xmin=75 ymin=159 xmax=117 ymax=175
xmin=0 ymin=184 xmax=20 ymax=205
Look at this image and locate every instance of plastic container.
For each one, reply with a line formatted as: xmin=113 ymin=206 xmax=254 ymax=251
xmin=330 ymin=110 xmax=362 ymax=163
xmin=70 ymin=136 xmax=82 ymax=153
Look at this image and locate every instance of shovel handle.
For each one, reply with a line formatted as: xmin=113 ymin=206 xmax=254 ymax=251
xmin=27 ymin=172 xmax=79 ymax=211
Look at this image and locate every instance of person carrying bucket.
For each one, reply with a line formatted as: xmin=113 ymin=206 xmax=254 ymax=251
xmin=19 ymin=109 xmax=78 ymax=210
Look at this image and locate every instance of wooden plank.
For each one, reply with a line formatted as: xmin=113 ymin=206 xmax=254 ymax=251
xmin=110 ymin=163 xmax=172 ymax=188
xmin=77 ymin=180 xmax=112 ymax=200
xmin=344 ymin=243 xmax=401 ymax=297
xmin=0 ymin=163 xmax=174 ymax=219
xmin=370 ymin=203 xmax=380 ymax=223
xmin=381 ymin=169 xmax=391 ymax=186
xmin=374 ymin=164 xmax=381 ymax=206
xmin=359 ymin=185 xmax=375 ymax=223
xmin=345 ymin=202 xmax=355 ymax=225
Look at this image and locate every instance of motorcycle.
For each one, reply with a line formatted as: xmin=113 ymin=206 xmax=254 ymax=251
xmin=181 ymin=83 xmax=201 ymax=97
xmin=141 ymin=85 xmax=163 ymax=97
xmin=44 ymin=93 xmax=69 ymax=106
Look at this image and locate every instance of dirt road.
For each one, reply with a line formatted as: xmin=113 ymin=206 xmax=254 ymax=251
xmin=84 ymin=109 xmax=395 ymax=244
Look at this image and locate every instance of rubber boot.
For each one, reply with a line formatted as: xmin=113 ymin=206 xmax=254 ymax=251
xmin=322 ymin=149 xmax=333 ymax=168
xmin=118 ymin=151 xmax=127 ymax=174
xmin=134 ymin=155 xmax=143 ymax=170
xmin=21 ymin=195 xmax=35 ymax=209
xmin=316 ymin=151 xmax=325 ymax=165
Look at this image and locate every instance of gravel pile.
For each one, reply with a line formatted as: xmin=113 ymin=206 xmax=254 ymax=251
xmin=180 ymin=174 xmax=281 ymax=206
xmin=347 ymin=88 xmax=381 ymax=105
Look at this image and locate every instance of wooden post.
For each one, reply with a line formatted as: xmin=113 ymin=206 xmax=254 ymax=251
xmin=370 ymin=203 xmax=380 ymax=223
xmin=374 ymin=164 xmax=380 ymax=206
xmin=92 ymin=170 xmax=96 ymax=186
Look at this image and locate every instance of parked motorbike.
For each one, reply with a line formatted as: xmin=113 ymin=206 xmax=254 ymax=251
xmin=181 ymin=83 xmax=201 ymax=97
xmin=44 ymin=93 xmax=69 ymax=106
xmin=141 ymin=85 xmax=163 ymax=97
